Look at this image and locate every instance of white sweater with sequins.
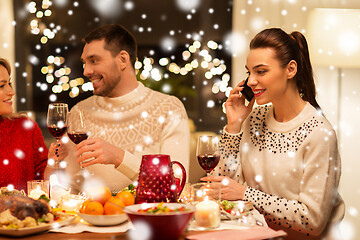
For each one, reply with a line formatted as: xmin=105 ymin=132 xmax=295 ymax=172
xmin=64 ymin=82 xmax=190 ymax=192
xmin=212 ymin=103 xmax=344 ymax=239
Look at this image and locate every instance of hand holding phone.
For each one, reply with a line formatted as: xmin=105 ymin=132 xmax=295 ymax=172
xmin=241 ymin=77 xmax=254 ymax=101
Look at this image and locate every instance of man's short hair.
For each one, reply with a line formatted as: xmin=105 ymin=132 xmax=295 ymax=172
xmin=83 ymin=24 xmax=137 ymax=67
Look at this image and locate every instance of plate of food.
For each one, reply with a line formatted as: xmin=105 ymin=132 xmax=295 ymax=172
xmin=220 ymin=200 xmax=254 ymax=220
xmin=0 ymin=194 xmax=75 ymax=237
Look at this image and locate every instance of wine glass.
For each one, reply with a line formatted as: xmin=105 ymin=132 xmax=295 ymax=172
xmin=67 ymin=110 xmax=92 ymax=191
xmin=67 ymin=111 xmax=89 ymax=145
xmin=196 ymin=136 xmax=220 ymax=176
xmin=47 ymin=103 xmax=68 ymax=168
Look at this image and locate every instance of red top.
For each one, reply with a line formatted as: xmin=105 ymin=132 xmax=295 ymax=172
xmin=0 ymin=117 xmax=48 ymax=192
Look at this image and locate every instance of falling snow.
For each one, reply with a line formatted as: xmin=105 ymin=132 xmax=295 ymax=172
xmin=14 ymin=149 xmax=25 ymax=159
xmin=1 ymin=1 xmax=358 ymax=238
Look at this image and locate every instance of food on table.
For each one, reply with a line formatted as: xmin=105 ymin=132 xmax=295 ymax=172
xmin=220 ymin=200 xmax=254 ymax=215
xmin=80 ymin=201 xmax=104 ymax=215
xmin=121 ymin=183 xmax=136 ymax=195
xmin=0 ymin=187 xmax=26 ymax=197
xmin=104 ymin=197 xmax=125 ymax=215
xmin=0 ymin=195 xmax=56 ymax=229
xmin=79 ymin=185 xmax=135 ymax=215
xmin=136 ymin=202 xmax=191 ymax=214
xmin=0 ymin=195 xmax=51 ymax=220
xmin=116 ymin=191 xmax=135 ymax=206
xmin=221 ymin=200 xmax=236 ymax=213
xmin=86 ymin=186 xmax=112 ymax=205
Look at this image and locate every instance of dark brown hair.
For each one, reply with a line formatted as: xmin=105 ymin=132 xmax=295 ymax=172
xmin=83 ymin=24 xmax=137 ymax=67
xmin=0 ymin=57 xmax=11 ymax=75
xmin=249 ymin=28 xmax=320 ymax=109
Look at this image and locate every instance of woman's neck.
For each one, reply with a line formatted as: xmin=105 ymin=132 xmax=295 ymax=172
xmin=272 ymin=93 xmax=306 ymax=123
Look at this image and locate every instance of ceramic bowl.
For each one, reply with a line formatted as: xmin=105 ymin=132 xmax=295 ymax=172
xmin=77 ymin=212 xmax=128 ymax=226
xmin=124 ymin=203 xmax=195 ymax=240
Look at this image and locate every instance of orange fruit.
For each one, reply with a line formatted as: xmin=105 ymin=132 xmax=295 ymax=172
xmin=82 ymin=201 xmax=104 ymax=215
xmin=79 ymin=200 xmax=90 ymax=213
xmin=86 ymin=186 xmax=112 ymax=205
xmin=104 ymin=197 xmax=125 ymax=215
xmin=116 ymin=191 xmax=135 ymax=206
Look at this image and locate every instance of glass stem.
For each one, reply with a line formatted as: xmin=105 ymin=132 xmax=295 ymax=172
xmin=79 ymin=153 xmax=85 ymax=171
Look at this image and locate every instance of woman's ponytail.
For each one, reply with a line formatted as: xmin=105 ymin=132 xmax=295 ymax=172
xmin=290 ymin=32 xmax=320 ymax=109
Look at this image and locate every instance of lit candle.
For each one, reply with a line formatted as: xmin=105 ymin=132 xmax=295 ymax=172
xmin=59 ymin=194 xmax=85 ymax=212
xmin=194 ymin=198 xmax=220 ymax=229
xmin=27 ymin=180 xmax=49 ymax=199
xmin=28 ymin=186 xmax=47 ymax=199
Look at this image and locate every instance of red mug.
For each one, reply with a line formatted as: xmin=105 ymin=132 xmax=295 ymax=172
xmin=135 ymin=154 xmax=186 ymax=203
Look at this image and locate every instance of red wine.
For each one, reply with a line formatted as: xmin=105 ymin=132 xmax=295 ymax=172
xmin=48 ymin=125 xmax=67 ymax=138
xmin=197 ymin=154 xmax=220 ymax=173
xmin=68 ymin=132 xmax=88 ymax=144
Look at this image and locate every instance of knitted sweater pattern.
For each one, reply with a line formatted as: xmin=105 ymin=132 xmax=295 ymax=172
xmin=71 ymin=84 xmax=188 ymax=154
xmin=66 ymin=83 xmax=190 ymax=191
xmin=0 ymin=117 xmax=48 ymax=192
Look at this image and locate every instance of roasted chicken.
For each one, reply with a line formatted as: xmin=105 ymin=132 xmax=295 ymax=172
xmin=0 ymin=195 xmax=51 ymax=220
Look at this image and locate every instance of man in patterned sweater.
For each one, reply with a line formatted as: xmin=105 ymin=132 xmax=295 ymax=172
xmin=45 ymin=24 xmax=189 ymax=192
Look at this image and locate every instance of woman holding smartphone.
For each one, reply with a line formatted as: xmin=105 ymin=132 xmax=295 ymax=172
xmin=202 ymin=28 xmax=344 ymax=239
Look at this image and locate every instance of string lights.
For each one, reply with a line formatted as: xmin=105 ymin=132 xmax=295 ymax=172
xmin=28 ymin=0 xmax=232 ymax=106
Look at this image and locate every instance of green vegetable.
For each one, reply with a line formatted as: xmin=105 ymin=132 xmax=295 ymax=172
xmin=38 ymin=194 xmax=50 ymax=203
xmin=221 ymin=200 xmax=236 ymax=210
xmin=122 ymin=184 xmax=136 ymax=194
xmin=37 ymin=215 xmax=48 ymax=223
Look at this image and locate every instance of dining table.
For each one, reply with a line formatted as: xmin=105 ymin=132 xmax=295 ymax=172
xmin=0 ymin=229 xmax=285 ymax=240
xmin=0 ymin=185 xmax=286 ymax=240
xmin=0 ymin=211 xmax=286 ymax=240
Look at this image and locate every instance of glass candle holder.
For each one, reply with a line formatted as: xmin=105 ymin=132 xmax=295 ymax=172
xmin=190 ymin=182 xmax=221 ymax=230
xmin=59 ymin=194 xmax=86 ymax=212
xmin=179 ymin=182 xmax=192 ymax=203
xmin=27 ymin=180 xmax=50 ymax=199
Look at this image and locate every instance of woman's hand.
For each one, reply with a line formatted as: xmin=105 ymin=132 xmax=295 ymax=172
xmin=48 ymin=141 xmax=69 ymax=161
xmin=75 ymin=137 xmax=125 ymax=168
xmin=201 ymin=176 xmax=247 ymax=201
xmin=225 ymin=80 xmax=255 ymax=133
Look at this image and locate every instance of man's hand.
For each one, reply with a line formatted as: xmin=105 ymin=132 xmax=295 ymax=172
xmin=201 ymin=176 xmax=247 ymax=201
xmin=75 ymin=138 xmax=125 ymax=168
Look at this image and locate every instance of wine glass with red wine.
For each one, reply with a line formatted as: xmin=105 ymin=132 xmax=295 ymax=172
xmin=67 ymin=111 xmax=89 ymax=145
xmin=196 ymin=136 xmax=220 ymax=176
xmin=67 ymin=110 xmax=92 ymax=190
xmin=47 ymin=103 xmax=68 ymax=167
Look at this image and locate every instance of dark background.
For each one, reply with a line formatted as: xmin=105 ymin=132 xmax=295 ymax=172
xmin=13 ymin=0 xmax=233 ymax=134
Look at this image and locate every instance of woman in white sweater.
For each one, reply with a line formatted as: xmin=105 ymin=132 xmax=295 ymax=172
xmin=202 ymin=28 xmax=344 ymax=239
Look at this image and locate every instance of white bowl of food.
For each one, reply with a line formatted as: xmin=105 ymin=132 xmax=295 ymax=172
xmin=77 ymin=212 xmax=128 ymax=226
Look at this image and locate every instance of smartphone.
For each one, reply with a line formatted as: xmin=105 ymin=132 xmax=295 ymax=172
xmin=241 ymin=77 xmax=254 ymax=101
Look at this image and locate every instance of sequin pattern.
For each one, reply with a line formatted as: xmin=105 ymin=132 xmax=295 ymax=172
xmin=249 ymin=106 xmax=322 ymax=154
xmin=244 ymin=187 xmax=313 ymax=236
xmin=212 ymin=104 xmax=342 ymax=237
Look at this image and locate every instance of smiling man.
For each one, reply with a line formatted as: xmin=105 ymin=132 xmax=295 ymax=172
xmin=46 ymin=24 xmax=190 ymax=192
